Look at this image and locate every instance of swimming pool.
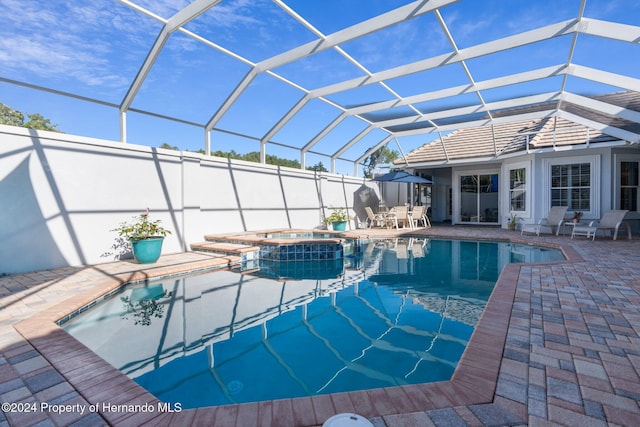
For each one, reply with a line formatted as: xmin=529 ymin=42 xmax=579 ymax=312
xmin=61 ymin=238 xmax=563 ymax=409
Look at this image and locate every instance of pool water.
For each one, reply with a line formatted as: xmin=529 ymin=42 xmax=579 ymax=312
xmin=62 ymin=238 xmax=563 ymax=408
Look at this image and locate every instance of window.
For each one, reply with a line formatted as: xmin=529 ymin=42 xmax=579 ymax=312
xmin=509 ymin=168 xmax=526 ymax=212
xmin=544 ymin=156 xmax=599 ymax=218
xmin=620 ymin=161 xmax=639 ymax=212
xmin=550 ymin=163 xmax=591 ymax=210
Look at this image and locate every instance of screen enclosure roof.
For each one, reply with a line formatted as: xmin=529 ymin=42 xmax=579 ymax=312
xmin=1 ymin=0 xmax=639 ymax=175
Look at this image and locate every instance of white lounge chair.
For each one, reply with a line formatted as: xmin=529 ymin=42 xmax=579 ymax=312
xmin=521 ymin=206 xmax=568 ymax=236
xmin=571 ymin=210 xmax=631 ymax=241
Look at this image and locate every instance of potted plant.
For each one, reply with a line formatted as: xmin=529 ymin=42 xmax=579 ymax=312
xmin=507 ymin=214 xmax=521 ymax=231
xmin=571 ymin=211 xmax=583 ymax=223
xmin=324 ymin=208 xmax=351 ymax=231
xmin=112 ymin=209 xmax=171 ymax=264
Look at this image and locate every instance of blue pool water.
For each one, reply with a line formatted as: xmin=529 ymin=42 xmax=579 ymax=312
xmin=62 ymin=238 xmax=563 ymax=408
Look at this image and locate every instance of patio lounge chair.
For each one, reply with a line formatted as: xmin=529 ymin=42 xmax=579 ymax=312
xmin=521 ymin=206 xmax=568 ymax=236
xmin=364 ymin=206 xmax=385 ymax=228
xmin=571 ymin=209 xmax=631 ymax=240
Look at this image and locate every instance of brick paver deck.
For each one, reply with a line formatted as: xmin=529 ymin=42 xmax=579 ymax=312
xmin=1 ymin=227 xmax=639 ymax=426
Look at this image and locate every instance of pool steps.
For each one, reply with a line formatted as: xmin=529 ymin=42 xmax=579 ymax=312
xmin=194 ymin=229 xmax=368 ymax=262
xmin=190 ymin=241 xmax=260 ymax=260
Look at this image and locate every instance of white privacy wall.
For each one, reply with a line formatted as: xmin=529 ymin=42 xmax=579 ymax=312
xmin=0 ymin=125 xmax=375 ymax=275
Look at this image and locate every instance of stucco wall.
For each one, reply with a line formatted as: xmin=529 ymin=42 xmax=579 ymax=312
xmin=0 ymin=125 xmax=376 ymax=275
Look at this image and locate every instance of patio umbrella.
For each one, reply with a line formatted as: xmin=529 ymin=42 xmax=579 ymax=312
xmin=372 ymin=170 xmax=431 ymax=184
xmin=372 ymin=171 xmax=431 ymax=206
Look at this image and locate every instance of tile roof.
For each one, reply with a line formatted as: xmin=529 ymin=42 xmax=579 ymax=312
xmin=397 ymin=91 xmax=640 ymax=166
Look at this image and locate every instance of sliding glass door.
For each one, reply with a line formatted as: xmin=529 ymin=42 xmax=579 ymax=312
xmin=460 ymin=174 xmax=499 ymax=224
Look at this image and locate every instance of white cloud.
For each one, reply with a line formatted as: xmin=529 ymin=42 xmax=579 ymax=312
xmin=0 ymin=0 xmax=157 ymax=92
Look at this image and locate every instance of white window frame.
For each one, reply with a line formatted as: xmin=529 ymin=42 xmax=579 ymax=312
xmin=542 ymin=155 xmax=600 ymax=218
xmin=452 ymin=167 xmax=500 ymax=224
xmin=614 ymin=153 xmax=640 ymax=214
xmin=506 ymin=160 xmax=531 ymax=220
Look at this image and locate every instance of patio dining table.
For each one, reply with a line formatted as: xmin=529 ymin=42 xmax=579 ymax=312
xmin=383 ymin=206 xmax=415 ymax=230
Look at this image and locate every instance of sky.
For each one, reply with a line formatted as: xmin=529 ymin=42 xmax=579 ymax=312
xmin=1 ymin=0 xmax=639 ymax=175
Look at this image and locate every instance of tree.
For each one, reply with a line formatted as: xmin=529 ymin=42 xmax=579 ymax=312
xmin=265 ymin=153 xmax=300 ymax=169
xmin=0 ymin=103 xmax=24 ymax=126
xmin=155 ymin=144 xmax=324 ymax=171
xmin=243 ymin=152 xmax=261 ymax=163
xmin=209 ymin=149 xmax=301 ymax=168
xmin=306 ymin=161 xmax=328 ymax=172
xmin=159 ymin=143 xmax=179 ymax=150
xmin=0 ymin=103 xmax=61 ymax=132
xmin=23 ymin=113 xmax=61 ymax=132
xmin=212 ymin=149 xmax=242 ymax=160
xmin=362 ymin=145 xmax=399 ymax=178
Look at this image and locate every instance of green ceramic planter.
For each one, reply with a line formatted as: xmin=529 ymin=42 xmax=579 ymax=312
xmin=331 ymin=221 xmax=347 ymax=231
xmin=131 ymin=237 xmax=164 ymax=264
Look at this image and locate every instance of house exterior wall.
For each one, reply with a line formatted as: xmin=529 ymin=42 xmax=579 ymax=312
xmin=0 ymin=125 xmax=374 ymax=275
xmin=413 ymin=145 xmax=640 ymax=232
xmin=429 ymin=168 xmax=452 ymax=223
xmin=532 ymin=146 xmax=640 ymax=233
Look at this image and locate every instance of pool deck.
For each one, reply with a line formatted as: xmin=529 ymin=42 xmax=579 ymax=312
xmin=1 ymin=226 xmax=639 ymax=426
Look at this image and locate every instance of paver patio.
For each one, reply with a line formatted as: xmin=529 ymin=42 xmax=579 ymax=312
xmin=1 ymin=226 xmax=639 ymax=426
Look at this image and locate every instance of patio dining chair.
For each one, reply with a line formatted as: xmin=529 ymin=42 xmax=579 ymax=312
xmin=409 ymin=205 xmax=431 ymax=228
xmin=364 ymin=206 xmax=385 ymax=228
xmin=393 ymin=206 xmax=411 ymax=229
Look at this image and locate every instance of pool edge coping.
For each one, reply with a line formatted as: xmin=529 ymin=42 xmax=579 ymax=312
xmin=14 ymin=234 xmax=583 ymax=426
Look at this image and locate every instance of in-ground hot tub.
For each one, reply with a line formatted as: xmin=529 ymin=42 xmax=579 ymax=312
xmin=204 ymin=229 xmax=367 ymax=262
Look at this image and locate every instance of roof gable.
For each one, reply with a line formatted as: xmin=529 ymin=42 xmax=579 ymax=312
xmin=397 ymin=91 xmax=640 ymax=166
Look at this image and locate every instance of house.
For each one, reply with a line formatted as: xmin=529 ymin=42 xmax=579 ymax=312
xmin=392 ymin=91 xmax=640 ymax=232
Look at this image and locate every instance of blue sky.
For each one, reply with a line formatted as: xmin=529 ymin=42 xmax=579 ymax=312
xmin=1 ymin=0 xmax=639 ymax=175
